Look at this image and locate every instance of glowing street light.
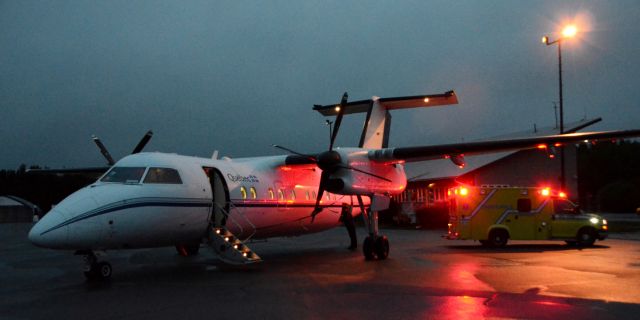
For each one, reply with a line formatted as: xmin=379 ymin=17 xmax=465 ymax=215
xmin=541 ymin=24 xmax=578 ymax=190
xmin=562 ymin=25 xmax=577 ymax=38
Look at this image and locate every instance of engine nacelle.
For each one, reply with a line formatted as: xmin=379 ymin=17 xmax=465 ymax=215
xmin=449 ymin=154 xmax=465 ymax=168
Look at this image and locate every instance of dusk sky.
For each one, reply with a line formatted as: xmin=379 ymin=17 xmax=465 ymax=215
xmin=2 ymin=1 xmax=640 ymax=170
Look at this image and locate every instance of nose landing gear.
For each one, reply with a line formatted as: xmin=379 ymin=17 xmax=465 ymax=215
xmin=79 ymin=251 xmax=112 ymax=281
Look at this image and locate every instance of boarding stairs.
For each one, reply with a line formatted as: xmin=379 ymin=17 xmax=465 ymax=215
xmin=205 ymin=202 xmax=261 ymax=265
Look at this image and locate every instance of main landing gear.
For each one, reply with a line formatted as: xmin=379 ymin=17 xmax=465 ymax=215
xmin=79 ymin=251 xmax=112 ymax=281
xmin=359 ymin=195 xmax=390 ymax=260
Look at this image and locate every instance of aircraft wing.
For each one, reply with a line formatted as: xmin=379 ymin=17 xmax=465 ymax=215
xmin=368 ymin=129 xmax=640 ymax=163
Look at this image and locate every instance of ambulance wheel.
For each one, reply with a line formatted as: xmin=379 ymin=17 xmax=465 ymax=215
xmin=374 ymin=235 xmax=389 ymax=260
xmin=488 ymin=229 xmax=509 ymax=247
xmin=576 ymin=228 xmax=596 ymax=246
xmin=363 ymin=236 xmax=375 ymax=260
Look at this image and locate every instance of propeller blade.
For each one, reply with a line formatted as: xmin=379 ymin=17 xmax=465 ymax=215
xmin=92 ymin=135 xmax=116 ymax=166
xmin=132 ymin=130 xmax=153 ymax=154
xmin=337 ymin=164 xmax=393 ymax=182
xmin=329 ymin=92 xmax=348 ymax=150
xmin=311 ymin=171 xmax=331 ymax=223
xmin=273 ymin=145 xmax=317 ymax=161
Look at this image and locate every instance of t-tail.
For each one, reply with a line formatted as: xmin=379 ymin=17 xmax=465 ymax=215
xmin=313 ymin=91 xmax=459 ymax=149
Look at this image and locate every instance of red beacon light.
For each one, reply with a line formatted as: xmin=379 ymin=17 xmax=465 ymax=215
xmin=558 ymin=191 xmax=567 ymax=198
xmin=541 ymin=188 xmax=551 ymax=196
xmin=459 ymin=187 xmax=469 ymax=196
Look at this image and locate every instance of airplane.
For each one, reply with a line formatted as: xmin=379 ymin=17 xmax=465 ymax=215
xmin=28 ymin=90 xmax=640 ymax=280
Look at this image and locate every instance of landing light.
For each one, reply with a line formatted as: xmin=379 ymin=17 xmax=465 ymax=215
xmin=335 ymin=106 xmax=341 ymax=112
xmin=424 ymin=98 xmax=430 ymax=103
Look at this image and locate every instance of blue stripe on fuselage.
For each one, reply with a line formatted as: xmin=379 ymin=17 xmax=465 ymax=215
xmin=39 ymin=198 xmax=213 ymax=236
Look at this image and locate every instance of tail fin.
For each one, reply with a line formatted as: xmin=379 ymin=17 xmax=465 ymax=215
xmin=313 ymin=91 xmax=459 ymax=149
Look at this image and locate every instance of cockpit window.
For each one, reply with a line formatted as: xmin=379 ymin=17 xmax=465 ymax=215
xmin=101 ymin=167 xmax=146 ymax=183
xmin=143 ymin=167 xmax=183 ymax=184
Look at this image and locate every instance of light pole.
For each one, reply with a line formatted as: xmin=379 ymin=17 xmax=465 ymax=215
xmin=542 ymin=25 xmax=577 ymax=190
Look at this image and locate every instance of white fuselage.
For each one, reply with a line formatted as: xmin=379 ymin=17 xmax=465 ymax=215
xmin=29 ymin=150 xmax=407 ymax=251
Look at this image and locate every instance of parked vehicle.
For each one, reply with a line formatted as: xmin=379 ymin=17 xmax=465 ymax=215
xmin=446 ymin=186 xmax=607 ymax=247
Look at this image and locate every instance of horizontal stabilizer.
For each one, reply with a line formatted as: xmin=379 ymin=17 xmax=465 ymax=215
xmin=313 ymin=91 xmax=458 ymax=116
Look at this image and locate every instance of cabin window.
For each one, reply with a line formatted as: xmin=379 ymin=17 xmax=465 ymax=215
xmin=278 ymin=189 xmax=284 ymax=201
xmin=517 ymin=198 xmax=531 ymax=212
xmin=305 ymin=190 xmax=310 ymax=201
xmin=312 ymin=191 xmax=317 ymax=200
xmin=250 ymin=187 xmax=257 ymax=199
xmin=268 ymin=188 xmax=274 ymax=200
xmin=240 ymin=186 xmax=247 ymax=199
xmin=101 ymin=167 xmax=146 ymax=183
xmin=143 ymin=167 xmax=183 ymax=184
xmin=290 ymin=190 xmax=296 ymax=200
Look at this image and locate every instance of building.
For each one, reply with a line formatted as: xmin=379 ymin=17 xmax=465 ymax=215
xmin=0 ymin=195 xmax=40 ymax=223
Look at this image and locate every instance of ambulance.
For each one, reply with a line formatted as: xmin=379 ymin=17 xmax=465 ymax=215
xmin=446 ymin=186 xmax=608 ymax=247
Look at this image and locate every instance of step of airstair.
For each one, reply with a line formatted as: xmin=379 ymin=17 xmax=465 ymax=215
xmin=207 ymin=227 xmax=261 ymax=265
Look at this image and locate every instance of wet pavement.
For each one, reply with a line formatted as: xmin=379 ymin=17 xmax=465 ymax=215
xmin=1 ymin=223 xmax=640 ymax=320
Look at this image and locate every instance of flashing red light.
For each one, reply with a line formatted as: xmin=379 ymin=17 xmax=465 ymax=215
xmin=537 ymin=144 xmax=547 ymax=149
xmin=558 ymin=192 xmax=567 ymax=198
xmin=549 ymin=154 xmax=555 ymax=159
xmin=554 ymin=143 xmax=562 ymax=147
xmin=281 ymin=166 xmax=292 ymax=171
xmin=541 ymin=188 xmax=550 ymax=196
xmin=460 ymin=187 xmax=469 ymax=196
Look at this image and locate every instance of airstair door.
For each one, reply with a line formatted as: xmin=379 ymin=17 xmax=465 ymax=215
xmin=203 ymin=167 xmax=229 ymax=228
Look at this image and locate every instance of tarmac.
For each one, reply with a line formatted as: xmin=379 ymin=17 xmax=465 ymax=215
xmin=2 ymin=222 xmax=640 ymax=320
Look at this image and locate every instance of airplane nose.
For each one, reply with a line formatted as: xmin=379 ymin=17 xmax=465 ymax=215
xmin=28 ymin=208 xmax=69 ymax=248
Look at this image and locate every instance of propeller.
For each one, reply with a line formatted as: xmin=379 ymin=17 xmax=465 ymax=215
xmin=274 ymin=92 xmax=390 ymax=222
xmin=92 ymin=130 xmax=154 ymax=166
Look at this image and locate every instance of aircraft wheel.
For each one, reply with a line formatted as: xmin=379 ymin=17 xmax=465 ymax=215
xmin=363 ymin=236 xmax=375 ymax=260
xmin=186 ymin=245 xmax=200 ymax=255
xmin=84 ymin=262 xmax=112 ymax=281
xmin=577 ymin=228 xmax=596 ymax=247
xmin=374 ymin=235 xmax=389 ymax=260
xmin=488 ymin=229 xmax=508 ymax=247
